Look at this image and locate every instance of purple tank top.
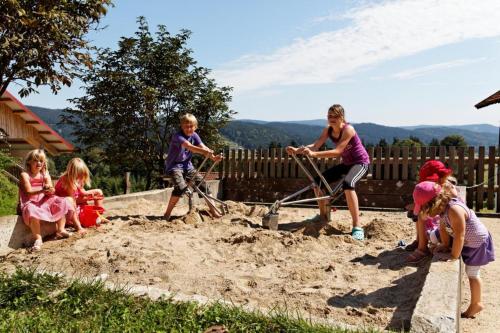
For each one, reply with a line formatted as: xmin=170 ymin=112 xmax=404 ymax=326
xmin=328 ymin=124 xmax=370 ymax=165
xmin=443 ymin=198 xmax=489 ymax=248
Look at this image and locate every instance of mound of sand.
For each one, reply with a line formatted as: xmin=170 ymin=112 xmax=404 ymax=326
xmin=1 ymin=201 xmax=422 ymax=331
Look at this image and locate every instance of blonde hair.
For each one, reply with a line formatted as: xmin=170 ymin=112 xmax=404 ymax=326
xmin=420 ymin=182 xmax=456 ymax=217
xmin=328 ymin=104 xmax=345 ymax=122
xmin=25 ymin=149 xmax=47 ymax=170
xmin=61 ymin=158 xmax=91 ymax=191
xmin=180 ymin=113 xmax=198 ymax=127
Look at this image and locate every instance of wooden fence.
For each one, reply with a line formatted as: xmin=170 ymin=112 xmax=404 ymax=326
xmin=218 ymin=146 xmax=500 ymax=212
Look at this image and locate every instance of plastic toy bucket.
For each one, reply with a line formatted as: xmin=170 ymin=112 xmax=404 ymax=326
xmin=79 ymin=205 xmax=105 ymax=227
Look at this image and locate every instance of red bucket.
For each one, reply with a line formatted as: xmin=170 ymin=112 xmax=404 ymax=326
xmin=79 ymin=205 xmax=105 ymax=228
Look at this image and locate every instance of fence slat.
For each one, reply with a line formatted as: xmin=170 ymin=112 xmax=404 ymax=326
xmin=411 ymin=146 xmax=418 ymax=180
xmin=283 ymin=151 xmax=289 ymax=178
xmin=256 ymin=149 xmax=263 ymax=179
xmin=270 ymin=148 xmax=276 ymax=178
xmin=420 ymin=146 xmax=428 ymax=170
xmin=230 ymin=149 xmax=236 ymax=179
xmin=236 ymin=149 xmax=242 ymax=179
xmin=243 ymin=149 xmax=249 ymax=179
xmin=384 ymin=146 xmax=391 ymax=180
xmin=368 ymin=147 xmax=374 ymax=179
xmin=457 ymin=146 xmax=465 ymax=184
xmin=392 ymin=146 xmax=400 ymax=180
xmin=402 ymin=147 xmax=409 ymax=180
xmin=430 ymin=146 xmax=437 ymax=160
xmin=290 ymin=152 xmax=297 ymax=178
xmin=476 ymin=147 xmax=485 ymax=211
xmin=487 ymin=146 xmax=495 ymax=210
xmin=439 ymin=146 xmax=446 ymax=162
xmin=277 ymin=148 xmax=283 ymax=178
xmin=448 ymin=146 xmax=456 ymax=174
xmin=263 ymin=149 xmax=269 ymax=178
xmin=249 ymin=149 xmax=255 ymax=179
xmin=467 ymin=147 xmax=475 ymax=208
xmin=375 ymin=146 xmax=382 ymax=180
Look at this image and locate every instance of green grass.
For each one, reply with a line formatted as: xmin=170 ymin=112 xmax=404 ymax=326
xmin=0 ymin=269 xmax=382 ymax=333
xmin=0 ymin=173 xmax=17 ymax=216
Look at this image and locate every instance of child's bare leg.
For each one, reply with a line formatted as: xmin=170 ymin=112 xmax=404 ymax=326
xmin=29 ymin=218 xmax=42 ymax=242
xmin=56 ymin=217 xmax=70 ymax=238
xmin=164 ymin=195 xmax=181 ymax=219
xmin=344 ymin=189 xmax=360 ymax=228
xmin=462 ymin=272 xmax=484 ymax=318
xmin=314 ymin=187 xmax=329 ymax=223
xmin=416 ymin=216 xmax=428 ymax=252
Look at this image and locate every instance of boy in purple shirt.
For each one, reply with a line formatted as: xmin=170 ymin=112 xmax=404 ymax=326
xmin=164 ymin=114 xmax=222 ymax=220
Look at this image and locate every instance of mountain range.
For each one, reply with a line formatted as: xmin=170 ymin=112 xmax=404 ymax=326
xmin=29 ymin=106 xmax=498 ymax=149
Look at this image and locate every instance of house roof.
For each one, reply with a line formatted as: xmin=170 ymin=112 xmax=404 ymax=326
xmin=475 ymin=90 xmax=500 ymax=109
xmin=0 ymin=90 xmax=74 ymax=154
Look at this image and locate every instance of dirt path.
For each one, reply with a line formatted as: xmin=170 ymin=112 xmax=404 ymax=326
xmin=1 ymin=199 xmax=427 ymax=331
xmin=461 ymin=217 xmax=499 ymax=333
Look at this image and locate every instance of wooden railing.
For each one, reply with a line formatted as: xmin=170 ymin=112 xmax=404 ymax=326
xmin=218 ymin=146 xmax=500 ymax=212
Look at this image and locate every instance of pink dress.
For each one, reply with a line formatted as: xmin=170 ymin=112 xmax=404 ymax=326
xmin=19 ymin=173 xmax=74 ymax=225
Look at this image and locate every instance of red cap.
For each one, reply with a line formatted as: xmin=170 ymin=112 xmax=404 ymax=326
xmin=413 ymin=181 xmax=442 ymax=214
xmin=418 ymin=160 xmax=452 ymax=183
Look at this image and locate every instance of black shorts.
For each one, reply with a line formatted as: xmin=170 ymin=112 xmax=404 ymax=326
xmin=315 ymin=163 xmax=369 ymax=190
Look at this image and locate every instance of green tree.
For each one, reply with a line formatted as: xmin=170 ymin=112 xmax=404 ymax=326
xmin=0 ymin=151 xmax=17 ymax=216
xmin=377 ymin=138 xmax=388 ymax=147
xmin=0 ymin=0 xmax=112 ymax=97
xmin=429 ymin=138 xmax=440 ymax=147
xmin=440 ymin=135 xmax=467 ymax=147
xmin=63 ymin=18 xmax=234 ymax=188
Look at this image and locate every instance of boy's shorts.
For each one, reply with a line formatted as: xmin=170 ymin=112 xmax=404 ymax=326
xmin=315 ymin=163 xmax=369 ymax=190
xmin=167 ymin=169 xmax=210 ymax=197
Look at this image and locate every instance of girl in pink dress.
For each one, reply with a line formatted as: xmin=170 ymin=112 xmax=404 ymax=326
xmin=55 ymin=158 xmax=109 ymax=226
xmin=19 ymin=149 xmax=74 ymax=251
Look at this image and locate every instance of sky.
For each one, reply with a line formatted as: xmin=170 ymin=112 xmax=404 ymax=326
xmin=10 ymin=0 xmax=500 ymax=126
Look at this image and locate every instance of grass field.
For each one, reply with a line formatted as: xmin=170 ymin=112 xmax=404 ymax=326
xmin=0 ymin=269 xmax=383 ymax=333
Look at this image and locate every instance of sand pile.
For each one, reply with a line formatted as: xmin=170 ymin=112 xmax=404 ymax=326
xmin=1 ymin=200 xmax=422 ymax=331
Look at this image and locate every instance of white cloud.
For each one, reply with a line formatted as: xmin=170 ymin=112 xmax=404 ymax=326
xmin=393 ymin=58 xmax=486 ymax=79
xmin=214 ymin=0 xmax=500 ymax=93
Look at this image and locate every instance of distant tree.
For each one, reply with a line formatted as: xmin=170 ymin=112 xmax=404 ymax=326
xmin=429 ymin=138 xmax=440 ymax=147
xmin=289 ymin=140 xmax=298 ymax=147
xmin=63 ymin=18 xmax=234 ymax=188
xmin=0 ymin=0 xmax=112 ymax=97
xmin=440 ymin=135 xmax=467 ymax=147
xmin=394 ymin=138 xmax=423 ymax=148
xmin=409 ymin=136 xmax=423 ymax=144
xmin=268 ymin=141 xmax=282 ymax=149
xmin=378 ymin=138 xmax=388 ymax=147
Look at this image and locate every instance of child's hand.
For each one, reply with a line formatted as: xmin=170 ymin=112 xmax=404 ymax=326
xmin=211 ymin=153 xmax=223 ymax=162
xmin=286 ymin=146 xmax=297 ymax=155
xmin=302 ymin=147 xmax=316 ymax=157
xmin=43 ymin=186 xmax=55 ymax=195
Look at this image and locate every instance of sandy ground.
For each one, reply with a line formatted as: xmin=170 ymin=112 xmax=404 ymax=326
xmin=0 ymin=199 xmax=427 ymax=331
xmin=461 ymin=217 xmax=499 ymax=333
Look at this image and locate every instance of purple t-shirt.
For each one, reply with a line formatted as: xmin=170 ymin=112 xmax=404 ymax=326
xmin=164 ymin=131 xmax=202 ymax=172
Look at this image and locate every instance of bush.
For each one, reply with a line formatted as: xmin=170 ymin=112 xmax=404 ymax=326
xmin=0 ymin=173 xmax=17 ymax=216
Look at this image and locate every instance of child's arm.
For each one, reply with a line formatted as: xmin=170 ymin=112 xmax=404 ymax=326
xmin=448 ymin=205 xmax=466 ymax=260
xmin=287 ymin=127 xmax=328 ymax=155
xmin=19 ymin=172 xmax=44 ymax=196
xmin=182 ymin=140 xmax=212 ymax=157
xmin=198 ymin=143 xmax=223 ymax=162
xmin=304 ymin=126 xmax=355 ymax=158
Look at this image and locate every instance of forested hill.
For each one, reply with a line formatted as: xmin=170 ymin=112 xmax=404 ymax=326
xmin=28 ymin=105 xmax=498 ymax=149
xmin=220 ymin=120 xmax=498 ymax=149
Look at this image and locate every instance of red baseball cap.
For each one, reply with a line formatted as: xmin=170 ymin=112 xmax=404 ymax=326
xmin=413 ymin=181 xmax=442 ymax=214
xmin=418 ymin=160 xmax=452 ymax=183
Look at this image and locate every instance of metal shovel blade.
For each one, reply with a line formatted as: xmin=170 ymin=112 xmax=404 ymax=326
xmin=262 ymin=212 xmax=279 ymax=230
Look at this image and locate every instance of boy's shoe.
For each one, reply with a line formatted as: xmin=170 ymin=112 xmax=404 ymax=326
xmin=351 ymin=227 xmax=364 ymax=241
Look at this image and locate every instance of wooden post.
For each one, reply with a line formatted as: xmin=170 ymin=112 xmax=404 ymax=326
xmin=256 ymin=149 xmax=263 ymax=179
xmin=270 ymin=148 xmax=276 ymax=178
xmin=124 ymin=172 xmax=131 ymax=194
xmin=420 ymin=146 xmax=428 ymax=168
xmin=263 ymin=149 xmax=269 ymax=178
xmin=230 ymin=149 xmax=236 ymax=179
xmin=476 ymin=147 xmax=485 ymax=211
xmin=457 ymin=146 xmax=465 ymax=184
xmin=448 ymin=146 xmax=456 ymax=174
xmin=466 ymin=147 xmax=475 ymax=209
xmin=277 ymin=148 xmax=283 ymax=178
xmin=402 ymin=146 xmax=409 ymax=180
xmin=375 ymin=146 xmax=382 ymax=180
xmin=439 ymin=146 xmax=446 ymax=162
xmin=249 ymin=149 xmax=255 ymax=179
xmin=384 ymin=146 xmax=391 ymax=180
xmin=411 ymin=146 xmax=418 ymax=180
xmin=487 ymin=146 xmax=495 ymax=210
xmin=367 ymin=147 xmax=374 ymax=179
xmin=237 ymin=149 xmax=243 ymax=179
xmin=283 ymin=150 xmax=289 ymax=178
xmin=392 ymin=146 xmax=400 ymax=180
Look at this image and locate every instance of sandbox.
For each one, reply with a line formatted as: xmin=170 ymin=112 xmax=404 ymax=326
xmin=1 ymin=199 xmax=427 ymax=331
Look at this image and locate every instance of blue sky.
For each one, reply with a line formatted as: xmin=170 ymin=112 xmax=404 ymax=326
xmin=11 ymin=0 xmax=500 ymax=126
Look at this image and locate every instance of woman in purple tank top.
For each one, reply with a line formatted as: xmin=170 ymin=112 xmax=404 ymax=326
xmin=286 ymin=104 xmax=370 ymax=240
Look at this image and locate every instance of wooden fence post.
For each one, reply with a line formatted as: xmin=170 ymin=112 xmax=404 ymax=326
xmin=124 ymin=172 xmax=131 ymax=194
